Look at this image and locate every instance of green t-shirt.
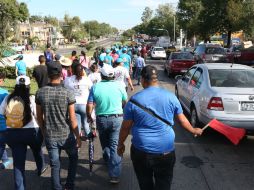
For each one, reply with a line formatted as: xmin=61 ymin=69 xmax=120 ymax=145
xmin=88 ymin=80 xmax=127 ymax=115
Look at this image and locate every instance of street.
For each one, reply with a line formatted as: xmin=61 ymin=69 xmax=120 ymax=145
xmin=1 ymin=60 xmax=254 ymax=190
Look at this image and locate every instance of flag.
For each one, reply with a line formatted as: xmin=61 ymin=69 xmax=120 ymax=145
xmin=207 ymin=119 xmax=246 ymax=145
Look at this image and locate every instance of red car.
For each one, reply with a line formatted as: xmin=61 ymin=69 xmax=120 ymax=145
xmin=164 ymin=52 xmax=196 ymax=77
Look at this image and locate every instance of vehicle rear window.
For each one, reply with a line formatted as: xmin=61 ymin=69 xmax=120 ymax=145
xmin=205 ymin=47 xmax=225 ymax=54
xmin=172 ymin=53 xmax=193 ymax=60
xmin=209 ymin=69 xmax=254 ymax=87
xmin=154 ymin=48 xmax=165 ymax=51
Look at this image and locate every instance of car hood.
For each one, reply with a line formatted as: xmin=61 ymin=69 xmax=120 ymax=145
xmin=212 ymin=87 xmax=254 ymax=95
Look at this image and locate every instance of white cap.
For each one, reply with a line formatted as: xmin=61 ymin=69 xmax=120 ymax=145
xmin=16 ymin=76 xmax=31 ymax=86
xmin=100 ymin=64 xmax=115 ymax=77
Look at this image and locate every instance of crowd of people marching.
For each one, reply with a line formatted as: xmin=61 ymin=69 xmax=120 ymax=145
xmin=0 ymin=43 xmax=202 ymax=190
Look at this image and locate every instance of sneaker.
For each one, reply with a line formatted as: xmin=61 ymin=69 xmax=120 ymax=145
xmin=1 ymin=159 xmax=13 ymax=169
xmin=109 ymin=177 xmax=119 ymax=184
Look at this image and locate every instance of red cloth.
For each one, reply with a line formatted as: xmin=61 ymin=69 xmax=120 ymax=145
xmin=208 ymin=119 xmax=246 ymax=145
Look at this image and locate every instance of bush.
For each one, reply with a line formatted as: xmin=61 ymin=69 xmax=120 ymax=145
xmin=0 ymin=66 xmax=34 ymax=79
xmin=86 ymin=42 xmax=95 ymax=51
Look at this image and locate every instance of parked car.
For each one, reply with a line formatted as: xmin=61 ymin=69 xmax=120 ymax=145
xmin=79 ymin=40 xmax=88 ymax=47
xmin=227 ymin=45 xmax=254 ymax=66
xmin=10 ymin=43 xmax=25 ymax=54
xmin=193 ymin=44 xmax=228 ymax=63
xmin=164 ymin=52 xmax=196 ymax=77
xmin=150 ymin=47 xmax=166 ymax=59
xmin=175 ymin=63 xmax=254 ymax=130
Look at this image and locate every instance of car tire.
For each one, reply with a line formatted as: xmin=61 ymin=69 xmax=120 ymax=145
xmin=190 ymin=106 xmax=200 ymax=128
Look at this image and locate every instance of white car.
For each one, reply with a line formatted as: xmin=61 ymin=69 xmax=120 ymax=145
xmin=10 ymin=43 xmax=25 ymax=53
xmin=150 ymin=47 xmax=166 ymax=59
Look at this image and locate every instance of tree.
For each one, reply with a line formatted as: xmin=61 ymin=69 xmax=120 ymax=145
xmin=141 ymin=7 xmax=153 ymax=24
xmin=44 ymin=16 xmax=59 ymax=26
xmin=0 ymin=0 xmax=29 ymax=43
xmin=61 ymin=14 xmax=82 ymax=42
xmin=122 ymin=29 xmax=135 ymax=39
xmin=30 ymin=15 xmax=44 ymax=23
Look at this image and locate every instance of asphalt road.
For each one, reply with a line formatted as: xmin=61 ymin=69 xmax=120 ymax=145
xmin=1 ymin=59 xmax=254 ymax=190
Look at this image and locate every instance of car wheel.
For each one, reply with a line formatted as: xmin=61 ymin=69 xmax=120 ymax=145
xmin=190 ymin=107 xmax=200 ymax=128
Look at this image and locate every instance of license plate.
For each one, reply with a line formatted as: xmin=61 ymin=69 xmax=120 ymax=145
xmin=241 ymin=102 xmax=254 ymax=111
xmin=212 ymin=56 xmax=219 ymax=61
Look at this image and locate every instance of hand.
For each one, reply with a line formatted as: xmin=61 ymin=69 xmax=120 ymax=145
xmin=192 ymin=128 xmax=203 ymax=137
xmin=117 ymin=143 xmax=125 ymax=157
xmin=76 ymin=138 xmax=82 ymax=148
xmin=130 ymin=86 xmax=134 ymax=91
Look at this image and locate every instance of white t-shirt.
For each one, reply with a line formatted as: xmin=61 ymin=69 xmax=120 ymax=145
xmin=88 ymin=72 xmax=101 ymax=84
xmin=114 ymin=66 xmax=130 ymax=87
xmin=0 ymin=95 xmax=39 ymax=129
xmin=64 ymin=75 xmax=93 ymax=104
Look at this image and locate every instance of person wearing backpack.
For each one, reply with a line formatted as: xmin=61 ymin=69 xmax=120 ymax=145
xmin=44 ymin=44 xmax=54 ymax=64
xmin=0 ymin=72 xmax=12 ymax=169
xmin=0 ymin=76 xmax=47 ymax=190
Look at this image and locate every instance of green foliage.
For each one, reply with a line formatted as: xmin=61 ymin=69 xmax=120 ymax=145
xmin=122 ymin=29 xmax=135 ymax=38
xmin=141 ymin=7 xmax=153 ymax=23
xmin=44 ymin=16 xmax=59 ymax=26
xmin=0 ymin=0 xmax=29 ymax=43
xmin=0 ymin=66 xmax=33 ymax=79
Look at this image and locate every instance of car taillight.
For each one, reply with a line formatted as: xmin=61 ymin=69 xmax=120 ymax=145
xmin=207 ymin=97 xmax=224 ymax=111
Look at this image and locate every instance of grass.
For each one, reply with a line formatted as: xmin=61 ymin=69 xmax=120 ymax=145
xmin=3 ymin=78 xmax=38 ymax=95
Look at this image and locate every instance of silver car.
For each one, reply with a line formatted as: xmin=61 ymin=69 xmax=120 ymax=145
xmin=175 ymin=63 xmax=254 ymax=130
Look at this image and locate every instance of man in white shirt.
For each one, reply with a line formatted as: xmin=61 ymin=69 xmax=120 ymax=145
xmin=114 ymin=58 xmax=134 ymax=92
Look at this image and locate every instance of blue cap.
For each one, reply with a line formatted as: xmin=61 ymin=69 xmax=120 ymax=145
xmin=116 ymin=58 xmax=123 ymax=63
xmin=122 ymin=48 xmax=127 ymax=52
xmin=106 ymin=49 xmax=111 ymax=53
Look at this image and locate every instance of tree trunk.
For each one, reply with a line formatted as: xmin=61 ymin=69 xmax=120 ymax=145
xmin=227 ymin=30 xmax=232 ymax=48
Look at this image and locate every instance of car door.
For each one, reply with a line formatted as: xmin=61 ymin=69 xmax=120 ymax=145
xmin=177 ymin=67 xmax=197 ymax=110
xmin=186 ymin=68 xmax=203 ymax=110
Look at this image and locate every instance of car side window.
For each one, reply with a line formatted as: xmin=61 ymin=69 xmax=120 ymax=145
xmin=184 ymin=67 xmax=197 ymax=83
xmin=190 ymin=68 xmax=203 ymax=88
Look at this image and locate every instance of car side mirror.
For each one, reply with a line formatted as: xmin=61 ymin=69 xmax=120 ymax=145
xmin=175 ymin=75 xmax=183 ymax=81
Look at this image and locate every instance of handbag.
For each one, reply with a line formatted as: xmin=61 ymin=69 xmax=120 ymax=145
xmin=129 ymin=99 xmax=172 ymax=126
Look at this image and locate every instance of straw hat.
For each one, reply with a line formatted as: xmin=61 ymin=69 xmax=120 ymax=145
xmin=59 ymin=57 xmax=72 ymax=66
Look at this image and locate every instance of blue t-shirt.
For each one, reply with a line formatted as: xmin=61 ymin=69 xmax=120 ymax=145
xmin=124 ymin=86 xmax=183 ymax=154
xmin=88 ymin=80 xmax=127 ymax=115
xmin=104 ymin=55 xmax=114 ymax=66
xmin=135 ymin=56 xmax=145 ymax=68
xmin=15 ymin=60 xmax=27 ymax=75
xmin=120 ymin=53 xmax=131 ymax=70
xmin=0 ymin=88 xmax=8 ymax=131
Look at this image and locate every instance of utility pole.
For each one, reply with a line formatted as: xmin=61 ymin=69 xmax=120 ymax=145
xmin=180 ymin=29 xmax=183 ymax=50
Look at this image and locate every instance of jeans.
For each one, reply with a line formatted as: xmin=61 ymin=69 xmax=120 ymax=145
xmin=96 ymin=115 xmax=122 ymax=177
xmin=131 ymin=145 xmax=176 ymax=190
xmin=135 ymin=68 xmax=143 ymax=85
xmin=0 ymin=131 xmax=8 ymax=162
xmin=6 ymin=128 xmax=46 ymax=190
xmin=45 ymin=134 xmax=78 ymax=190
xmin=75 ymin=104 xmax=90 ymax=136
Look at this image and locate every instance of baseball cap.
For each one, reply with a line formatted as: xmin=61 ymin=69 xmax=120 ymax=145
xmin=47 ymin=61 xmax=62 ymax=76
xmin=99 ymin=54 xmax=105 ymax=62
xmin=106 ymin=49 xmax=111 ymax=53
xmin=100 ymin=64 xmax=114 ymax=77
xmin=141 ymin=65 xmax=158 ymax=82
xmin=55 ymin=54 xmax=61 ymax=61
xmin=16 ymin=75 xmax=30 ymax=86
xmin=116 ymin=58 xmax=123 ymax=63
xmin=14 ymin=55 xmax=23 ymax=60
xmin=122 ymin=48 xmax=127 ymax=52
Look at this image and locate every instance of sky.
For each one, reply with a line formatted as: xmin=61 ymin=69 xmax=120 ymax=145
xmin=19 ymin=0 xmax=179 ymax=30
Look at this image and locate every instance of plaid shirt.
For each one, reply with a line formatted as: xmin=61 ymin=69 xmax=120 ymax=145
xmin=35 ymin=83 xmax=76 ymax=141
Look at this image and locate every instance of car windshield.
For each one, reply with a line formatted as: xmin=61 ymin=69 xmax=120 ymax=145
xmin=154 ymin=48 xmax=164 ymax=51
xmin=172 ymin=53 xmax=193 ymax=60
xmin=209 ymin=69 xmax=254 ymax=87
xmin=205 ymin=47 xmax=225 ymax=54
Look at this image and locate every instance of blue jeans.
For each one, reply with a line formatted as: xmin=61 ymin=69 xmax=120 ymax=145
xmin=6 ymin=128 xmax=46 ymax=190
xmin=135 ymin=67 xmax=143 ymax=84
xmin=96 ymin=115 xmax=122 ymax=177
xmin=75 ymin=104 xmax=90 ymax=136
xmin=0 ymin=131 xmax=8 ymax=162
xmin=45 ymin=134 xmax=78 ymax=190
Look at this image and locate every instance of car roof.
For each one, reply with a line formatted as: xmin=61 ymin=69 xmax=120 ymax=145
xmin=197 ymin=63 xmax=254 ymax=70
xmin=153 ymin=46 xmax=164 ymax=48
